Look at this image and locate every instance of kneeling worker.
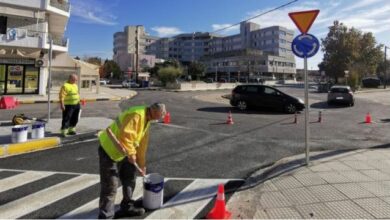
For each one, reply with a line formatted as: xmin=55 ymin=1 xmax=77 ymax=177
xmin=98 ymin=103 xmax=166 ymax=219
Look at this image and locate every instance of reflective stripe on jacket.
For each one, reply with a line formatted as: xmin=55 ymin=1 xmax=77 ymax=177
xmin=60 ymin=82 xmax=80 ymax=105
xmin=98 ymin=106 xmax=150 ymax=166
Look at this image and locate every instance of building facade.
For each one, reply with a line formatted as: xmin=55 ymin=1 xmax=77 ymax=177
xmin=113 ymin=25 xmax=159 ymax=73
xmin=0 ymin=0 xmax=70 ymax=95
xmin=114 ymin=21 xmax=296 ymax=80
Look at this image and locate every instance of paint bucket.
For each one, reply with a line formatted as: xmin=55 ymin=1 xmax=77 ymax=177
xmin=11 ymin=125 xmax=28 ymax=143
xmin=31 ymin=122 xmax=45 ymax=139
xmin=143 ymin=173 xmax=164 ymax=210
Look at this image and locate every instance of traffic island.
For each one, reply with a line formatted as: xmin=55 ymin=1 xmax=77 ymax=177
xmin=0 ymin=137 xmax=61 ymax=157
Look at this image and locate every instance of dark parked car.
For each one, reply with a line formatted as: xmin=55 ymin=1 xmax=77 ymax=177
xmin=362 ymin=77 xmax=380 ymax=88
xmin=327 ymin=85 xmax=354 ymax=106
xmin=230 ymin=84 xmax=305 ymax=113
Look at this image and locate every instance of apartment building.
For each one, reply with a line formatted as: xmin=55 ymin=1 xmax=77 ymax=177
xmin=0 ymin=0 xmax=71 ymax=95
xmin=205 ymin=22 xmax=296 ymax=79
xmin=113 ymin=25 xmax=159 ymax=74
xmin=115 ymin=22 xmax=296 ymax=80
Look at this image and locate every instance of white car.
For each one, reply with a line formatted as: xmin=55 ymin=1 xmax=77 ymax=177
xmin=122 ymin=80 xmax=138 ymax=88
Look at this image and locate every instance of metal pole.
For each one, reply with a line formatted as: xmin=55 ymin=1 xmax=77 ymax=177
xmin=135 ymin=26 xmax=139 ymax=84
xmin=47 ymin=38 xmax=53 ymax=122
xmin=304 ymin=56 xmax=310 ymax=165
xmin=385 ymin=46 xmax=387 ymax=89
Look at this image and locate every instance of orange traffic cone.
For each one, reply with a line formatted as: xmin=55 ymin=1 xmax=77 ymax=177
xmin=164 ymin=112 xmax=171 ymax=124
xmin=226 ymin=111 xmax=234 ymax=125
xmin=81 ymin=98 xmax=86 ymax=106
xmin=206 ymin=184 xmax=231 ymax=219
xmin=365 ymin=112 xmax=372 ymax=124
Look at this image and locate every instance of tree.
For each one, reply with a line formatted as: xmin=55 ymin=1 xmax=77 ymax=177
xmin=103 ymin=60 xmax=121 ymax=79
xmin=157 ymin=66 xmax=183 ymax=85
xmin=83 ymin=56 xmax=102 ymax=66
xmin=319 ymin=21 xmax=383 ymax=88
xmin=188 ymin=62 xmax=205 ymax=80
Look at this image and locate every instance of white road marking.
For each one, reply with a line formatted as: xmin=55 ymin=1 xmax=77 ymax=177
xmin=0 ymin=174 xmax=99 ymax=219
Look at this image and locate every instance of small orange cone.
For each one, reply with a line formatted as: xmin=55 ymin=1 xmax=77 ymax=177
xmin=81 ymin=98 xmax=86 ymax=106
xmin=164 ymin=112 xmax=171 ymax=124
xmin=207 ymin=184 xmax=231 ymax=219
xmin=365 ymin=112 xmax=372 ymax=124
xmin=226 ymin=111 xmax=234 ymax=125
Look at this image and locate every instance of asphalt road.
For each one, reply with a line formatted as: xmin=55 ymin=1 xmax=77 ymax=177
xmin=2 ymin=87 xmax=390 ymax=180
xmin=2 ymin=87 xmax=390 ymax=218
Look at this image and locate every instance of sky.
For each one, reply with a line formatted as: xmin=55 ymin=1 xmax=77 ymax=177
xmin=66 ymin=0 xmax=390 ymax=69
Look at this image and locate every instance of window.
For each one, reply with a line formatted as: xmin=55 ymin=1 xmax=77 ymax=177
xmin=264 ymin=87 xmax=277 ymax=95
xmin=245 ymin=86 xmax=258 ymax=93
xmin=0 ymin=65 xmax=5 ymax=94
xmin=24 ymin=66 xmax=39 ymax=93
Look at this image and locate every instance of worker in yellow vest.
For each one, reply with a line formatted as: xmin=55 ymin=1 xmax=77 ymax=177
xmin=98 ymin=103 xmax=166 ymax=219
xmin=59 ymin=74 xmax=80 ymax=137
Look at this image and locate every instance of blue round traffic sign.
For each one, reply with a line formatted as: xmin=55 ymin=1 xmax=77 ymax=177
xmin=291 ymin=33 xmax=320 ymax=58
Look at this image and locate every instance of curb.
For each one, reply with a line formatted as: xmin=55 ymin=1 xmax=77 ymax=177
xmin=17 ymin=95 xmax=135 ymax=104
xmin=0 ymin=137 xmax=61 ymax=157
xmin=354 ymin=88 xmax=390 ymax=94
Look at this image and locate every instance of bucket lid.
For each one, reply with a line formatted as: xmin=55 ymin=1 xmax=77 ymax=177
xmin=12 ymin=125 xmax=28 ymax=131
xmin=32 ymin=123 xmax=45 ymax=129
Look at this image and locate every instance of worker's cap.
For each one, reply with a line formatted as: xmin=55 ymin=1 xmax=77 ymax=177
xmin=150 ymin=103 xmax=166 ymax=115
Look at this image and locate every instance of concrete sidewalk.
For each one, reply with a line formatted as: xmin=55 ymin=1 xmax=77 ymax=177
xmin=10 ymin=86 xmax=136 ymax=104
xmin=227 ymin=148 xmax=390 ymax=219
xmin=0 ymin=117 xmax=113 ymax=157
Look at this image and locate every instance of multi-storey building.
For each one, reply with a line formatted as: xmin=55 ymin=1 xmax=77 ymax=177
xmin=204 ymin=22 xmax=295 ymax=80
xmin=115 ymin=22 xmax=296 ymax=80
xmin=0 ymin=0 xmax=70 ymax=95
xmin=113 ymin=25 xmax=159 ymax=74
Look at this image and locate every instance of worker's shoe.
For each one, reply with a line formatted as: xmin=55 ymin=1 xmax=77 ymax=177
xmin=61 ymin=129 xmax=68 ymax=137
xmin=114 ymin=207 xmax=145 ymax=218
xmin=67 ymin=127 xmax=77 ymax=135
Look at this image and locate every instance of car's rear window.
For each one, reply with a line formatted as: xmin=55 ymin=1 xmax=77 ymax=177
xmin=330 ymin=88 xmax=349 ymax=93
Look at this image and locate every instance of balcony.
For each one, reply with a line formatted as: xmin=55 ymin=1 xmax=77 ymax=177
xmin=0 ymin=28 xmax=68 ymax=52
xmin=0 ymin=28 xmax=45 ymax=49
xmin=49 ymin=0 xmax=70 ymax=12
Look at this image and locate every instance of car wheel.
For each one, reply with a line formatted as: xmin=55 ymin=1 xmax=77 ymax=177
xmin=285 ymin=103 xmax=296 ymax=114
xmin=350 ymin=101 xmax=354 ymax=107
xmin=237 ymin=100 xmax=247 ymax=110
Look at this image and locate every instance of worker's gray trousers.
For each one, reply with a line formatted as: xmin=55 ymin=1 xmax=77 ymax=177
xmin=98 ymin=146 xmax=137 ymax=219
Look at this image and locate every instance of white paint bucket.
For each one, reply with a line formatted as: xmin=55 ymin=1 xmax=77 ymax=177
xmin=11 ymin=125 xmax=28 ymax=143
xmin=31 ymin=122 xmax=45 ymax=139
xmin=143 ymin=173 xmax=164 ymax=210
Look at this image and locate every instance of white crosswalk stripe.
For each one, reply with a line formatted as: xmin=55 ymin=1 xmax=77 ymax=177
xmin=59 ymin=178 xmax=144 ymax=219
xmin=146 ymin=179 xmax=229 ymax=219
xmin=0 ymin=171 xmax=54 ymax=193
xmin=0 ymin=169 xmax=243 ymax=219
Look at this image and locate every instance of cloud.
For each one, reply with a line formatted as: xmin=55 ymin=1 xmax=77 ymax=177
xmin=341 ymin=0 xmax=386 ymax=12
xmin=151 ymin=27 xmax=183 ymax=37
xmin=211 ymin=24 xmax=239 ymax=35
xmin=70 ymin=0 xmax=118 ymax=26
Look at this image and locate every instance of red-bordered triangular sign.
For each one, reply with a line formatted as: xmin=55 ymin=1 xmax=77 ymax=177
xmin=288 ymin=10 xmax=320 ymax=34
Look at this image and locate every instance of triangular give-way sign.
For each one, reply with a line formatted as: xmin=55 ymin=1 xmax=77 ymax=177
xmin=288 ymin=10 xmax=320 ymax=34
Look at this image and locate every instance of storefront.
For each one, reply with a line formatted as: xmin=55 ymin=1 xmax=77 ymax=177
xmin=0 ymin=60 xmax=40 ymax=95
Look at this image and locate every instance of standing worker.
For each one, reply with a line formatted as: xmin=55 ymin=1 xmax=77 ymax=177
xmin=98 ymin=103 xmax=166 ymax=219
xmin=59 ymin=74 xmax=80 ymax=137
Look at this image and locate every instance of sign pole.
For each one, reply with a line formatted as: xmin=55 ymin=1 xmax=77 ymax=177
xmin=47 ymin=38 xmax=53 ymax=123
xmin=304 ymin=56 xmax=310 ymax=165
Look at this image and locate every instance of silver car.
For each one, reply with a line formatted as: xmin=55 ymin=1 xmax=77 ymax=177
xmin=327 ymin=85 xmax=354 ymax=106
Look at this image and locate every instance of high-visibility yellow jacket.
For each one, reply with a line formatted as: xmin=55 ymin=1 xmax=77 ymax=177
xmin=99 ymin=106 xmax=150 ymax=168
xmin=59 ymin=82 xmax=80 ymax=105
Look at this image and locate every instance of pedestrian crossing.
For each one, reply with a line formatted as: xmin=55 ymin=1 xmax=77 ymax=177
xmin=0 ymin=169 xmax=244 ymax=219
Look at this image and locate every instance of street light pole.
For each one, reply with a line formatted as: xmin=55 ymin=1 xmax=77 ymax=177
xmin=47 ymin=38 xmax=53 ymax=122
xmin=385 ymin=46 xmax=387 ymax=89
